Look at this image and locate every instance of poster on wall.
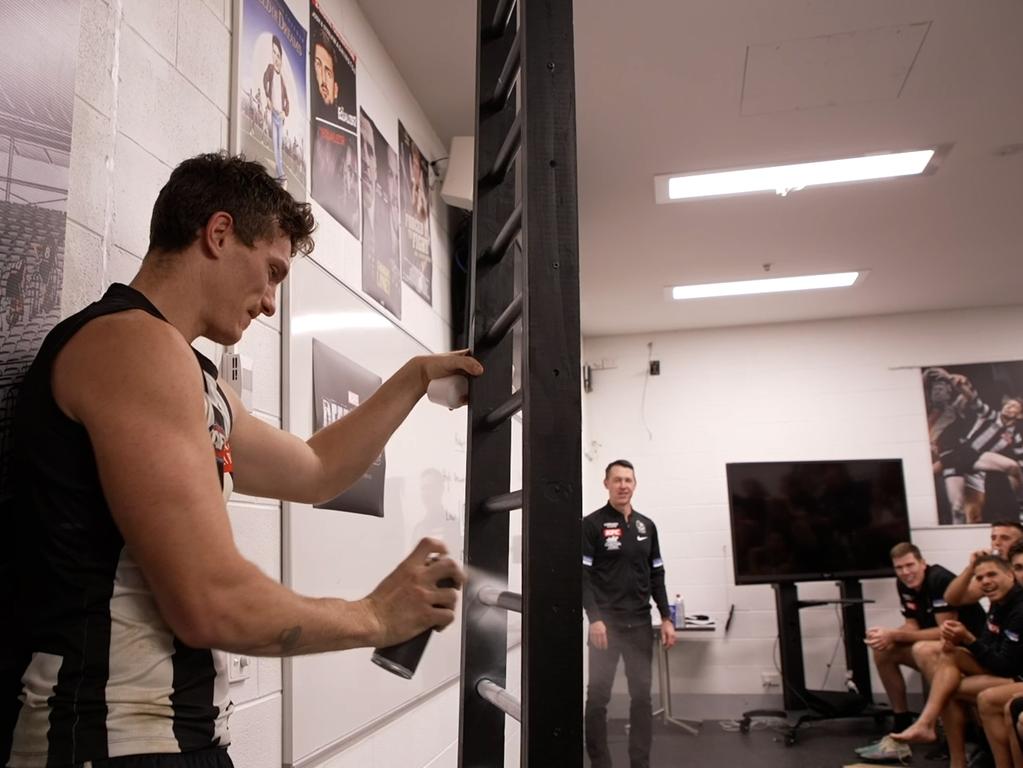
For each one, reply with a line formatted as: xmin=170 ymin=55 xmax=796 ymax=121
xmin=0 ymin=0 xmax=80 ymax=507
xmin=311 ymin=339 xmax=385 ymax=516
xmin=398 ymin=122 xmax=432 ymax=305
xmin=309 ymin=1 xmax=359 ymax=238
xmin=359 ymin=109 xmax=401 ymax=318
xmin=234 ymin=0 xmax=308 ymax=197
xmin=922 ymin=361 xmax=1023 ymax=526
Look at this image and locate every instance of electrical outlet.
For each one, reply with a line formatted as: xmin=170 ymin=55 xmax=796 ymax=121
xmin=229 ymin=654 xmax=252 ymax=683
xmin=760 ymin=671 xmax=780 ymax=689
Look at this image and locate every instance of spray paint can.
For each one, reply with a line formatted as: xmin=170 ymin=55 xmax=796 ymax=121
xmin=371 ymin=557 xmax=457 ymax=679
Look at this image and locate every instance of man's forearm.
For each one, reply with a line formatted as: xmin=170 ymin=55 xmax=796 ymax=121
xmin=944 ymin=568 xmax=974 ymax=606
xmin=188 ymin=562 xmax=381 ymax=656
xmin=306 ymin=359 xmax=425 ymax=500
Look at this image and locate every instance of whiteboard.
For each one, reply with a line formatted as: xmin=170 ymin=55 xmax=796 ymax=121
xmin=282 ymin=258 xmax=467 ymax=765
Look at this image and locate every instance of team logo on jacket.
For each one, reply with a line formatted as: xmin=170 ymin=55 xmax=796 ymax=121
xmin=988 ymin=619 xmax=1001 ymax=634
xmin=905 ymin=601 xmax=917 ymax=611
xmin=636 ymin=520 xmax=646 ymax=535
xmin=603 ymin=527 xmax=622 ymax=551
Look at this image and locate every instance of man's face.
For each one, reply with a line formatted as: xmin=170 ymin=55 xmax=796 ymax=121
xmin=892 ymin=553 xmax=926 ymax=591
xmin=974 ymin=562 xmax=1016 ymax=603
xmin=1001 ymin=399 xmax=1023 ymax=422
xmin=272 ymin=43 xmax=282 ymax=73
xmin=930 ymin=381 xmax=953 ymax=405
xmin=991 ymin=526 xmax=1023 ymax=557
xmin=361 ymin=118 xmax=377 ymax=189
xmin=1011 ymin=554 xmax=1023 ymax=586
xmin=604 ymin=466 xmax=636 ymax=508
xmin=343 ymin=144 xmax=358 ymax=197
xmin=211 ymin=227 xmax=291 ymax=346
xmin=313 ymin=44 xmax=337 ymax=106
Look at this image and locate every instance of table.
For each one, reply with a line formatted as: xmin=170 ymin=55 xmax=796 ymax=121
xmin=652 ymin=620 xmax=716 ymax=735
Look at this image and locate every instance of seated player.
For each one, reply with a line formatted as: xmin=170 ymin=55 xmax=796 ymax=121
xmin=892 ymin=555 xmax=1023 ymax=768
xmin=856 ymin=543 xmax=986 ymax=762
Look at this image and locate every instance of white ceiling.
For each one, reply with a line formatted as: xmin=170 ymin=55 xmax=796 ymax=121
xmin=358 ymin=0 xmax=1023 ymax=337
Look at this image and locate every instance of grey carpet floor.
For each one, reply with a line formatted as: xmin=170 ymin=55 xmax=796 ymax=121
xmin=589 ymin=714 xmax=951 ymax=767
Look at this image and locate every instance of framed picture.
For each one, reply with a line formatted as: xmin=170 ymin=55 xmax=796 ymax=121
xmin=922 ymin=360 xmax=1023 ymax=525
xmin=231 ymin=0 xmax=308 ymax=198
xmin=309 ymin=0 xmax=360 ymax=237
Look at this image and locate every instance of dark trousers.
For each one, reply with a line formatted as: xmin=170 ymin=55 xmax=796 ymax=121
xmin=585 ymin=622 xmax=653 ymax=768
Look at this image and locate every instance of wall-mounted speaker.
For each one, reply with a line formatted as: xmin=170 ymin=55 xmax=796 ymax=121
xmin=440 ymin=136 xmax=474 ymax=211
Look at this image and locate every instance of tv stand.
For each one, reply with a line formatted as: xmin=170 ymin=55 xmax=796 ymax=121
xmin=739 ymin=580 xmax=890 ymax=745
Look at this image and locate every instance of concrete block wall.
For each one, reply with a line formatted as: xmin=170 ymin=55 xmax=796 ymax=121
xmin=63 ymin=0 xmax=462 ymax=765
xmin=581 ymin=305 xmax=1023 ymax=706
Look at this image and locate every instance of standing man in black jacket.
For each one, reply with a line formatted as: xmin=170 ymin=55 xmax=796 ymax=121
xmin=583 ymin=459 xmax=676 ymax=768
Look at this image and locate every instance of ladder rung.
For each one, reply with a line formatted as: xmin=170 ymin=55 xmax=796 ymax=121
xmin=482 ymin=33 xmax=520 ymax=113
xmin=478 ymin=586 xmax=522 ymax=613
xmin=477 ymin=678 xmax=521 ymax=722
xmin=479 ymin=114 xmax=521 ymax=187
xmin=480 ymin=204 xmax=521 ymax=264
xmin=480 ymin=293 xmax=522 ymax=348
xmin=481 ymin=489 xmax=522 ymax=514
xmin=483 ymin=0 xmax=516 ymax=40
xmin=483 ymin=389 xmax=522 ymax=430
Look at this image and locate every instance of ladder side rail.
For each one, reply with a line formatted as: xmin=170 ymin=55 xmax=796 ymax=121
xmin=519 ymin=0 xmax=583 ymax=764
xmin=457 ymin=1 xmax=521 ymax=765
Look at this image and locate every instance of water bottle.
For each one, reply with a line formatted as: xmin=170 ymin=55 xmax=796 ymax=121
xmin=674 ymin=593 xmax=685 ymax=630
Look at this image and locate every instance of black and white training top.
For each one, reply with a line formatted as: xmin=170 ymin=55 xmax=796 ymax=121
xmin=4 ymin=284 xmax=234 ymax=767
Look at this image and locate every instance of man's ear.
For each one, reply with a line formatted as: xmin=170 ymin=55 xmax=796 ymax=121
xmin=204 ymin=212 xmax=234 ymax=258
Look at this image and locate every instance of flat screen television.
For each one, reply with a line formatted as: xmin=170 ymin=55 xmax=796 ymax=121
xmin=727 ymin=459 xmax=911 ymax=585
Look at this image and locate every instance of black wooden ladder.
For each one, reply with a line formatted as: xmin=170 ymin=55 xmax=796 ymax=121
xmin=457 ymin=0 xmax=582 ymax=765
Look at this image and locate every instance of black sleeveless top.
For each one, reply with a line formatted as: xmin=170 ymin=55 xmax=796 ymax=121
xmin=2 ymin=284 xmax=234 ymax=767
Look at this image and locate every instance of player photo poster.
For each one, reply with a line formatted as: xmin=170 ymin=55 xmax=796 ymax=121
xmin=234 ymin=0 xmax=307 ymax=197
xmin=309 ymin=1 xmax=359 ymax=237
xmin=312 ymin=339 xmax=385 ymax=516
xmin=0 ymin=0 xmax=80 ymax=508
xmin=922 ymin=361 xmax=1023 ymax=526
xmin=360 ymin=109 xmax=401 ymax=318
xmin=398 ymin=122 xmax=432 ymax=304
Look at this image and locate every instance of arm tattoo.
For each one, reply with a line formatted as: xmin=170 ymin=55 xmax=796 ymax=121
xmin=279 ymin=625 xmax=303 ymax=653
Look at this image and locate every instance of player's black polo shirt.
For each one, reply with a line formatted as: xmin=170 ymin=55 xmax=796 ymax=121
xmin=967 ymin=584 xmax=1023 ymax=680
xmin=582 ymin=504 xmax=670 ymax=626
xmin=898 ymin=563 xmax=986 ymax=638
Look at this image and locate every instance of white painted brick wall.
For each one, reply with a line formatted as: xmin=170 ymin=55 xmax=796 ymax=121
xmin=583 ymin=305 xmax=1023 ymax=700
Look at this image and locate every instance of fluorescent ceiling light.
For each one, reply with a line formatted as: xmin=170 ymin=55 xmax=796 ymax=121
xmin=671 ymin=271 xmax=861 ymax=300
xmin=657 ymin=149 xmax=934 ymax=201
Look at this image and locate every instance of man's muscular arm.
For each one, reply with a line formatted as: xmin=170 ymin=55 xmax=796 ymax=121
xmin=54 ymin=312 xmax=461 ymax=655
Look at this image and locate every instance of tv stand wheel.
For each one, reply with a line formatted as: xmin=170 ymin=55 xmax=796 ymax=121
xmin=784 ymin=730 xmax=797 ymax=747
xmin=739 ymin=717 xmax=751 ymax=734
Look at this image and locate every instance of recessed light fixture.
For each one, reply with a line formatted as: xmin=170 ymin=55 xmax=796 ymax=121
xmin=655 ymin=149 xmax=935 ymax=202
xmin=670 ymin=271 xmax=863 ymax=300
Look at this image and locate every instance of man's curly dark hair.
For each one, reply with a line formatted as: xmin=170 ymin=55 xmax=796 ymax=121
xmin=148 ymin=152 xmax=315 ymax=258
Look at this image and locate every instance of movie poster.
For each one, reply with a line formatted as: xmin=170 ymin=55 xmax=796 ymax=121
xmin=921 ymin=361 xmax=1023 ymax=525
xmin=311 ymin=339 xmax=385 ymax=516
xmin=360 ymin=109 xmax=401 ymax=318
xmin=309 ymin=1 xmax=359 ymax=237
xmin=0 ymin=0 xmax=80 ymax=507
xmin=235 ymin=0 xmax=307 ymax=197
xmin=398 ymin=122 xmax=432 ymax=304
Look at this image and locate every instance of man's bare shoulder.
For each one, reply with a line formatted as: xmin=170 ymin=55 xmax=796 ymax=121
xmin=54 ymin=309 xmax=201 ymax=423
